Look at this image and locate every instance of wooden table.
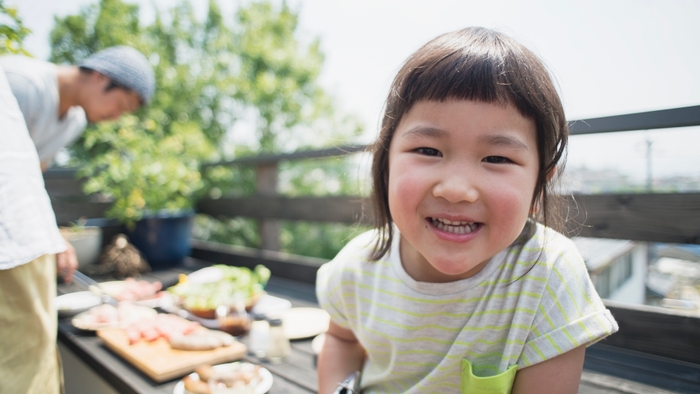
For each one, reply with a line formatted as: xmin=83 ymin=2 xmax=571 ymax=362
xmin=57 ymin=258 xmax=319 ymax=394
xmin=57 ymin=258 xmax=699 ymax=394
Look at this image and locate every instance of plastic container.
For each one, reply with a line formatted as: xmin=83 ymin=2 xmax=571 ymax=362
xmin=265 ymin=318 xmax=290 ymax=363
xmin=248 ymin=314 xmax=270 ymax=358
xmin=60 ymin=226 xmax=102 ymax=268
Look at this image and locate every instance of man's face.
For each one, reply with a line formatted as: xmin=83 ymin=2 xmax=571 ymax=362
xmin=82 ymin=72 xmax=141 ymax=123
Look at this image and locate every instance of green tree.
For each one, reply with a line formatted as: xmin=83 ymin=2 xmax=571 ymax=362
xmin=0 ymin=0 xmax=30 ymax=55
xmin=233 ymin=1 xmax=329 ymax=152
xmin=49 ymin=0 xmax=222 ymax=226
xmin=49 ymin=0 xmax=365 ymax=256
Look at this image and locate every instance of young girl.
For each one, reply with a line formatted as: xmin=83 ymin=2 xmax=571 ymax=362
xmin=316 ymin=27 xmax=618 ymax=394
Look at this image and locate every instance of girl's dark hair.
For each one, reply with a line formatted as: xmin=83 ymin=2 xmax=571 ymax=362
xmin=369 ymin=27 xmax=568 ymax=260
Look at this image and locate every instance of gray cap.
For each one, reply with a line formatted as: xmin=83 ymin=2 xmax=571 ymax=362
xmin=79 ymin=46 xmax=155 ymax=104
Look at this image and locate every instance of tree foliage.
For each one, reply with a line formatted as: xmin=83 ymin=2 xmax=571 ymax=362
xmin=0 ymin=0 xmax=31 ymax=55
xmin=233 ymin=1 xmax=329 ymax=152
xmin=49 ymin=0 xmax=365 ymax=256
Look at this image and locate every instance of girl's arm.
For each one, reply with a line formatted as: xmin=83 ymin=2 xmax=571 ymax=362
xmin=511 ymin=345 xmax=587 ymax=394
xmin=318 ymin=320 xmax=366 ymax=394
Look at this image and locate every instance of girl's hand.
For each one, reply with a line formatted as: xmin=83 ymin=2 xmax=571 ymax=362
xmin=318 ymin=320 xmax=366 ymax=394
xmin=511 ymin=345 xmax=586 ymax=394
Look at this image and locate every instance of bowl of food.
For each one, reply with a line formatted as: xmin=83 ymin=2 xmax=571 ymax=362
xmin=168 ymin=265 xmax=270 ymax=319
xmin=176 ymin=362 xmax=272 ymax=394
xmin=186 ymin=292 xmax=263 ymax=319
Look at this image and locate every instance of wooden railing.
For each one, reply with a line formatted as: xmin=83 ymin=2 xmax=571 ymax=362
xmin=48 ymin=106 xmax=700 ymax=246
xmin=198 ymin=105 xmax=700 ymax=248
xmin=45 ymin=105 xmax=700 ymax=368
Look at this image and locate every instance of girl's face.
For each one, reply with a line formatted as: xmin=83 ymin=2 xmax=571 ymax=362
xmin=387 ymin=100 xmax=539 ymax=283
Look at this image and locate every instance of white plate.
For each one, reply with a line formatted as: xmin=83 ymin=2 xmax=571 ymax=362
xmin=71 ymin=309 xmax=118 ymax=331
xmin=250 ymin=295 xmax=292 ymax=318
xmin=96 ymin=280 xmax=125 ymax=298
xmin=132 ymin=292 xmax=173 ymax=309
xmin=71 ymin=304 xmax=157 ymax=331
xmin=99 ymin=280 xmax=171 ymax=308
xmin=56 ymin=291 xmax=102 ymax=318
xmin=282 ymin=308 xmax=330 ymax=340
xmin=173 ymin=362 xmax=273 ymax=394
xmin=311 ymin=333 xmax=326 ymax=355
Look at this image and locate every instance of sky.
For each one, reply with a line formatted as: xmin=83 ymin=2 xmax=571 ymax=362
xmin=10 ymin=0 xmax=700 ymax=183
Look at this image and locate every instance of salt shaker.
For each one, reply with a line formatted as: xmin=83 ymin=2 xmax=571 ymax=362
xmin=265 ymin=318 xmax=290 ymax=363
xmin=248 ymin=313 xmax=270 ymax=358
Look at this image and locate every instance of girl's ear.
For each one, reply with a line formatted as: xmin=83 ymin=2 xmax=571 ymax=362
xmin=546 ymin=166 xmax=558 ymax=182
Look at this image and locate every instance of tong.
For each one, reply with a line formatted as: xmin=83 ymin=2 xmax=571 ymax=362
xmin=333 ymin=370 xmax=361 ymax=394
xmin=72 ymin=271 xmax=119 ymax=306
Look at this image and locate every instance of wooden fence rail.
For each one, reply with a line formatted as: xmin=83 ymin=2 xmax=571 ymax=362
xmin=48 ymin=173 xmax=700 ymax=246
xmin=48 ymin=105 xmax=700 ymax=246
xmin=43 ymin=105 xmax=700 ymax=367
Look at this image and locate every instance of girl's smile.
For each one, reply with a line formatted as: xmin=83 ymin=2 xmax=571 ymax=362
xmin=388 ymin=99 xmax=540 ymax=283
xmin=428 ymin=217 xmax=481 ymax=238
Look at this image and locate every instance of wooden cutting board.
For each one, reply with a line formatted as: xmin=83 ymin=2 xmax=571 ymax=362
xmin=97 ymin=328 xmax=247 ymax=382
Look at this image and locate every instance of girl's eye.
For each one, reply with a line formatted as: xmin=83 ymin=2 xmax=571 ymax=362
xmin=484 ymin=156 xmax=512 ymax=164
xmin=415 ymin=147 xmax=442 ymax=157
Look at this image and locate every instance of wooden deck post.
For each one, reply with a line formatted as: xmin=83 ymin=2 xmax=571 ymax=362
xmin=256 ymin=162 xmax=281 ymax=251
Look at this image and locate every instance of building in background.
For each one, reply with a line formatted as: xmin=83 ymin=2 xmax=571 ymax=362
xmin=574 ymin=237 xmax=700 ymax=315
xmin=573 ymin=237 xmax=648 ymax=304
xmin=647 ymin=244 xmax=700 ymax=313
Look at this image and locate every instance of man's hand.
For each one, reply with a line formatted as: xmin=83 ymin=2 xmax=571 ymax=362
xmin=57 ymin=240 xmax=79 ymax=283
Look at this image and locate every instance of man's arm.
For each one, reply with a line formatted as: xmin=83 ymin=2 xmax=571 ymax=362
xmin=41 ymin=165 xmax=76 ymax=282
xmin=318 ymin=320 xmax=366 ymax=394
xmin=56 ymin=239 xmax=78 ymax=283
xmin=511 ymin=345 xmax=586 ymax=394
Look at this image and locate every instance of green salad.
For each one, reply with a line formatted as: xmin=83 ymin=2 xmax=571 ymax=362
xmin=168 ymin=264 xmax=271 ymax=311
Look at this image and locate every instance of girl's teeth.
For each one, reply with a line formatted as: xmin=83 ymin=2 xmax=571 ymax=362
xmin=431 ymin=218 xmax=477 ymax=234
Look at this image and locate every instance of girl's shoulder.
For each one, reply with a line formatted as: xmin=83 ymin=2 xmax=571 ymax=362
xmin=331 ymin=229 xmax=381 ymax=262
xmin=515 ymin=222 xmax=586 ymax=273
xmin=527 ymin=222 xmax=579 ymax=254
xmin=317 ymin=229 xmax=389 ymax=287
xmin=320 ymin=229 xmax=379 ymax=272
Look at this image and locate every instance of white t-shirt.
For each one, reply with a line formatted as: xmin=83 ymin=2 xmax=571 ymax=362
xmin=0 ymin=66 xmax=65 ymax=269
xmin=317 ymin=223 xmax=618 ymax=393
xmin=0 ymin=55 xmax=87 ymax=167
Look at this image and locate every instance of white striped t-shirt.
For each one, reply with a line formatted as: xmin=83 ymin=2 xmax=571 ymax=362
xmin=316 ymin=223 xmax=618 ymax=393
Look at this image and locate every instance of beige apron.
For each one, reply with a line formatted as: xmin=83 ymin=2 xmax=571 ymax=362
xmin=0 ymin=254 xmax=61 ymax=394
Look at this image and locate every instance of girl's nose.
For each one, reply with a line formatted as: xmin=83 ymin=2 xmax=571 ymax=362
xmin=432 ymin=169 xmax=479 ymax=204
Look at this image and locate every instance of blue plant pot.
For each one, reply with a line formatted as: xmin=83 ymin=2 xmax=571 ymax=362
xmin=124 ymin=210 xmax=194 ymax=270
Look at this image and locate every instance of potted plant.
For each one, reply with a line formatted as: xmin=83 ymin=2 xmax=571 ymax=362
xmin=59 ymin=218 xmax=102 ymax=269
xmin=78 ymin=114 xmax=215 ymax=269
